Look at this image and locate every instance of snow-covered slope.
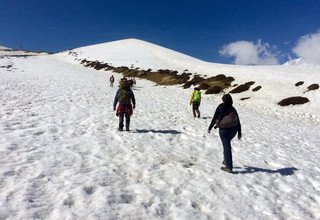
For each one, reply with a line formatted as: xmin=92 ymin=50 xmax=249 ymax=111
xmin=283 ymin=58 xmax=320 ymax=68
xmin=56 ymin=38 xmax=320 ymax=121
xmin=58 ymin=38 xmax=206 ymax=71
xmin=0 ymin=45 xmax=10 ymax=50
xmin=1 ymin=54 xmax=320 ymax=219
xmin=0 ymin=46 xmax=49 ymax=57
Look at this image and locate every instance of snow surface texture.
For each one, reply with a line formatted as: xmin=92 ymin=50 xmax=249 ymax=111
xmin=1 ymin=40 xmax=320 ymax=219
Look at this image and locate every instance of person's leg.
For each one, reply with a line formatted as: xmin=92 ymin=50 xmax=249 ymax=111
xmin=118 ymin=112 xmax=124 ymax=131
xmin=219 ymin=127 xmax=238 ymax=170
xmin=196 ymin=109 xmax=200 ymax=118
xmin=219 ymin=129 xmax=232 ymax=169
xmin=192 ymin=102 xmax=197 ymax=117
xmin=195 ymin=102 xmax=200 ymax=118
xmin=125 ymin=111 xmax=130 ymax=131
xmin=192 ymin=102 xmax=200 ymax=118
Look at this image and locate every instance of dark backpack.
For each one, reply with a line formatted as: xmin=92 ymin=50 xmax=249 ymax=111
xmin=119 ymin=79 xmax=128 ymax=89
xmin=119 ymin=89 xmax=130 ymax=103
xmin=216 ymin=110 xmax=239 ymax=129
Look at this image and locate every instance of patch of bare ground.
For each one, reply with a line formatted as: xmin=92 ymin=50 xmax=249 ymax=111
xmin=295 ymin=81 xmax=304 ymax=86
xmin=278 ymin=97 xmax=309 ymax=106
xmin=229 ymin=81 xmax=255 ymax=94
xmin=79 ymin=59 xmax=237 ymax=93
xmin=252 ymin=86 xmax=262 ymax=92
xmin=306 ymin=83 xmax=319 ymax=92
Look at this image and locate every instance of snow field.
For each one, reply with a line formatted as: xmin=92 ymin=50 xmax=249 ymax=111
xmin=0 ymin=56 xmax=320 ymax=219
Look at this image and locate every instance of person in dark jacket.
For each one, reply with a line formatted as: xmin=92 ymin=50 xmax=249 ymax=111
xmin=113 ymin=79 xmax=136 ymax=131
xmin=109 ymin=75 xmax=115 ymax=87
xmin=208 ymin=93 xmax=242 ymax=173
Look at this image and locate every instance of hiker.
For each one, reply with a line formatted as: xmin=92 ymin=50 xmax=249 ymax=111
xmin=208 ymin=93 xmax=242 ymax=173
xmin=113 ymin=78 xmax=136 ymax=131
xmin=190 ymin=87 xmax=201 ymax=118
xmin=109 ymin=75 xmax=115 ymax=87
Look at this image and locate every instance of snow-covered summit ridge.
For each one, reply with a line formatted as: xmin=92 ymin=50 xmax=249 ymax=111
xmin=283 ymin=58 xmax=320 ymax=68
xmin=0 ymin=45 xmax=11 ymax=50
xmin=62 ymin=38 xmax=207 ymax=71
xmin=0 ymin=45 xmax=49 ymax=56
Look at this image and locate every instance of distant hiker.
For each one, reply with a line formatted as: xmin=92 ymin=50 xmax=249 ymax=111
xmin=190 ymin=87 xmax=201 ymax=118
xmin=113 ymin=78 xmax=136 ymax=131
xmin=109 ymin=75 xmax=115 ymax=87
xmin=208 ymin=93 xmax=242 ymax=173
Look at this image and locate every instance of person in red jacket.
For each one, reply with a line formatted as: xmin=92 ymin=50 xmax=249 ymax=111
xmin=113 ymin=78 xmax=136 ymax=131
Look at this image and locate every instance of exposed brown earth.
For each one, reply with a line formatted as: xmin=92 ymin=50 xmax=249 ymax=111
xmin=295 ymin=81 xmax=304 ymax=86
xmin=80 ymin=59 xmax=235 ymax=94
xmin=278 ymin=96 xmax=309 ymax=106
xmin=252 ymin=86 xmax=262 ymax=92
xmin=307 ymin=83 xmax=319 ymax=92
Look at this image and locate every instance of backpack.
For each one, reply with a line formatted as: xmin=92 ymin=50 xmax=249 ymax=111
xmin=216 ymin=111 xmax=239 ymax=129
xmin=119 ymin=79 xmax=129 ymax=89
xmin=193 ymin=91 xmax=201 ymax=102
xmin=119 ymin=89 xmax=130 ymax=103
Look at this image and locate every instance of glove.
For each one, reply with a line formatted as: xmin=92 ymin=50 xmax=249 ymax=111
xmin=133 ymin=104 xmax=136 ymax=109
xmin=113 ymin=107 xmax=116 ymax=111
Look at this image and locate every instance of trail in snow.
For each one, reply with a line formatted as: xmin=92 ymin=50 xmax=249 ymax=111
xmin=1 ymin=56 xmax=320 ymax=219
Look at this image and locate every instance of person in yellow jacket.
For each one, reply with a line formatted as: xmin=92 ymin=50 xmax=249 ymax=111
xmin=190 ymin=87 xmax=201 ymax=118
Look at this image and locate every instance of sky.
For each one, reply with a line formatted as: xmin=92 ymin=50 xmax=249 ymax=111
xmin=1 ymin=0 xmax=320 ymax=64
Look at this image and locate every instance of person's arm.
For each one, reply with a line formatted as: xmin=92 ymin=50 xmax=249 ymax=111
xmin=131 ymin=91 xmax=136 ymax=108
xmin=235 ymin=109 xmax=242 ymax=139
xmin=208 ymin=104 xmax=222 ymax=132
xmin=190 ymin=91 xmax=195 ymax=105
xmin=113 ymin=90 xmax=119 ymax=110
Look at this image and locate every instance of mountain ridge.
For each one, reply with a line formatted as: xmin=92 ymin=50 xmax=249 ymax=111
xmin=53 ymin=38 xmax=320 ymax=120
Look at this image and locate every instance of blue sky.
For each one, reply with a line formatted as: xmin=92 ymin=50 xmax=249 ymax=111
xmin=1 ymin=0 xmax=320 ymax=64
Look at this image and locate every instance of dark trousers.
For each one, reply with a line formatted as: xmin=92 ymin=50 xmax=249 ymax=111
xmin=219 ymin=127 xmax=238 ymax=169
xmin=192 ymin=101 xmax=200 ymax=118
xmin=119 ymin=111 xmax=130 ymax=130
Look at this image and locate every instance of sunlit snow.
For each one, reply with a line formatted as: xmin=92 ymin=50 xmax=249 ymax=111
xmin=1 ymin=39 xmax=319 ymax=219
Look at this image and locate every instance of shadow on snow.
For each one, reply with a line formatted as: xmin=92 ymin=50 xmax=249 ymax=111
xmin=233 ymin=166 xmax=298 ymax=176
xmin=133 ymin=129 xmax=182 ymax=134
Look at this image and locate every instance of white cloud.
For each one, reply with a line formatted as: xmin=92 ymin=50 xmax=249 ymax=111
xmin=219 ymin=40 xmax=279 ymax=65
xmin=293 ymin=31 xmax=320 ymax=65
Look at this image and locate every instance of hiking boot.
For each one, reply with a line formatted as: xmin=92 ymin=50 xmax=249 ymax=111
xmin=222 ymin=160 xmax=226 ymax=165
xmin=220 ymin=166 xmax=232 ymax=173
xmin=118 ymin=128 xmax=123 ymax=131
xmin=126 ymin=128 xmax=130 ymax=131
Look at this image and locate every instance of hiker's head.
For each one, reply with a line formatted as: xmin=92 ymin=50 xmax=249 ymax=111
xmin=222 ymin=94 xmax=233 ymax=105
